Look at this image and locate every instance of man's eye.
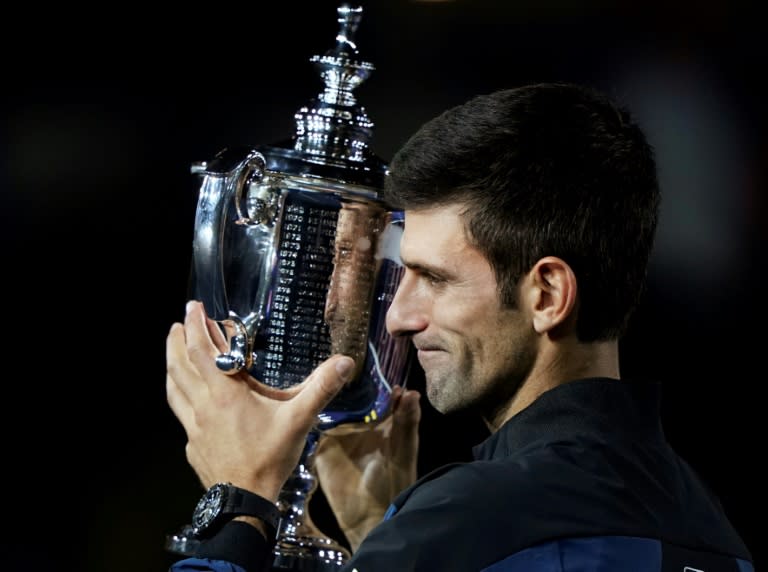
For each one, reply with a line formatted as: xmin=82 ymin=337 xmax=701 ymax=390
xmin=424 ymin=273 xmax=444 ymax=286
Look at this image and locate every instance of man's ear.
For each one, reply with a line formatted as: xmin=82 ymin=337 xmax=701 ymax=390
xmin=527 ymin=256 xmax=578 ymax=335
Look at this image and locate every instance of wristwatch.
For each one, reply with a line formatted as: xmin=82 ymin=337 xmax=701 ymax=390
xmin=191 ymin=482 xmax=282 ymax=540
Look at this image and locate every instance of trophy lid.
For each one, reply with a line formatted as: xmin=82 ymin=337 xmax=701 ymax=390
xmin=258 ymin=4 xmax=388 ymax=190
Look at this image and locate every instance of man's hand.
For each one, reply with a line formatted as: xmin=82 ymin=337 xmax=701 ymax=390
xmin=166 ymin=300 xmax=354 ymax=503
xmin=315 ymin=386 xmax=421 ymax=551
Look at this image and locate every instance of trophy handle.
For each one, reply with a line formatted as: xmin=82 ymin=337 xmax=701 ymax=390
xmin=189 ymin=148 xmax=270 ymax=373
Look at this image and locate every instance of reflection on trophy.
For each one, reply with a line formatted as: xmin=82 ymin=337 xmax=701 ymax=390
xmin=165 ymin=4 xmax=413 ymax=570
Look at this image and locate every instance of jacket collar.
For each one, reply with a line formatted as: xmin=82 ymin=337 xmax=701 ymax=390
xmin=472 ymin=377 xmax=665 ymax=461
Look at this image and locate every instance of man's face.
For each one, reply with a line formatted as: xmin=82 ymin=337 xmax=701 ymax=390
xmin=386 ymin=204 xmax=536 ymax=416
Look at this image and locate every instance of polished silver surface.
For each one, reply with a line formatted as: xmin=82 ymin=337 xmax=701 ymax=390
xmin=188 ymin=149 xmax=410 ymax=429
xmin=271 ymin=432 xmax=351 ymax=571
xmin=164 ymin=524 xmax=201 ymax=556
xmin=294 ymin=4 xmax=375 ymax=165
xmin=168 ymin=5 xmax=411 ymax=568
xmin=187 ymin=1 xmax=411 ymax=430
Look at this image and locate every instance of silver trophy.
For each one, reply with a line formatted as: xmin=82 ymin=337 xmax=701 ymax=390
xmin=165 ymin=5 xmax=413 ymax=570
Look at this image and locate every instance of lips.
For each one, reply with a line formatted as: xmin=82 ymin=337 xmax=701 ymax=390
xmin=413 ymin=339 xmax=444 ymax=353
xmin=414 ymin=338 xmax=445 ymax=364
xmin=412 ymin=335 xmax=445 ymax=367
xmin=416 ymin=345 xmax=442 ymax=352
xmin=417 ymin=348 xmax=441 ymax=360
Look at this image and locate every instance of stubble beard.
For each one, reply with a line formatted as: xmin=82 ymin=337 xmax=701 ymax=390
xmin=423 ymin=356 xmax=473 ymax=415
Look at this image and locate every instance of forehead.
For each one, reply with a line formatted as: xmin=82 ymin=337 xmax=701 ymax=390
xmin=400 ymin=205 xmax=484 ymax=269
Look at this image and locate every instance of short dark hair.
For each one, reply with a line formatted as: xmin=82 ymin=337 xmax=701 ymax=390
xmin=384 ymin=82 xmax=660 ymax=342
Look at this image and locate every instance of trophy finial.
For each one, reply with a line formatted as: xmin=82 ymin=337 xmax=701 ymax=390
xmin=335 ymin=4 xmax=363 ymax=54
xmin=293 ymin=4 xmax=376 ymax=165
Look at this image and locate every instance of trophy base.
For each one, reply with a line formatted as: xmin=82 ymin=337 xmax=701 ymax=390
xmin=165 ymin=524 xmax=201 ymax=557
xmin=271 ymin=535 xmax=351 ymax=571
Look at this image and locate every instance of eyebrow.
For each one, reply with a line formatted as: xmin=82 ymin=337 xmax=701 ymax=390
xmin=400 ymin=257 xmax=457 ymax=281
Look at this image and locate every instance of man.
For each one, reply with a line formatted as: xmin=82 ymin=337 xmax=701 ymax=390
xmin=166 ymin=82 xmax=754 ymax=571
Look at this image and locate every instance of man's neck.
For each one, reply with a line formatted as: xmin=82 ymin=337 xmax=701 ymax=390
xmin=483 ymin=339 xmax=620 ymax=432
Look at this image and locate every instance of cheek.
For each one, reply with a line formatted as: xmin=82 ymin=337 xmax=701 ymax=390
xmin=434 ymin=286 xmax=503 ymax=332
xmin=476 ymin=309 xmax=530 ymax=358
xmin=491 ymin=314 xmax=537 ymax=367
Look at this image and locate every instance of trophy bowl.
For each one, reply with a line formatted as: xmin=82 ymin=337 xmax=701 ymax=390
xmin=190 ymin=148 xmax=411 ymax=429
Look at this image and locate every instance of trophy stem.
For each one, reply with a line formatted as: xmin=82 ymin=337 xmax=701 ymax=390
xmin=271 ymin=429 xmax=350 ymax=571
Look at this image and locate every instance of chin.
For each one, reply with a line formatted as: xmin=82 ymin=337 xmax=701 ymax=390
xmin=425 ymin=384 xmax=460 ymax=415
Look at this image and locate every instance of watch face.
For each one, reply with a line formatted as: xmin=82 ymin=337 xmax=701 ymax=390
xmin=191 ymin=483 xmax=227 ymax=537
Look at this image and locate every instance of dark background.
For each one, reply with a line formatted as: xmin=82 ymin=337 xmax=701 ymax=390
xmin=2 ymin=0 xmax=763 ymax=570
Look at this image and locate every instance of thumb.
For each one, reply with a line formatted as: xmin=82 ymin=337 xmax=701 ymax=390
xmin=292 ymin=355 xmax=355 ymax=423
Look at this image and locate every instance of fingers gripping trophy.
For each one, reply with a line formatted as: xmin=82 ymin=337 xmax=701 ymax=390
xmin=165 ymin=5 xmax=414 ymax=570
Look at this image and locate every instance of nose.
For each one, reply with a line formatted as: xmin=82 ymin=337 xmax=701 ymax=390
xmin=386 ymin=269 xmax=430 ymax=337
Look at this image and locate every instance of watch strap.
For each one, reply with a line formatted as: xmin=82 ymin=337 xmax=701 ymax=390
xmin=222 ymin=484 xmax=282 ymax=540
xmin=194 ymin=520 xmax=274 ymax=570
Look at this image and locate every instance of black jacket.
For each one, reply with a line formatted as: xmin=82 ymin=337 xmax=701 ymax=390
xmin=343 ymin=378 xmax=752 ymax=571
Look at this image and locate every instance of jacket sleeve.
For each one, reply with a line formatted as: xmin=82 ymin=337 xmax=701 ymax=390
xmin=168 ymin=521 xmax=273 ymax=572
